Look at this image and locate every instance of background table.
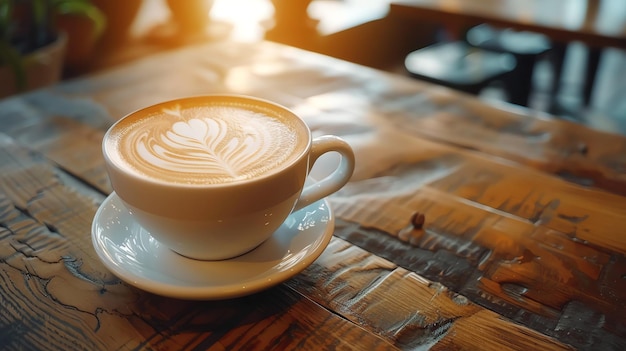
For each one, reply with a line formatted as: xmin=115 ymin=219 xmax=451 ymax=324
xmin=1 ymin=39 xmax=625 ymax=350
xmin=391 ymin=0 xmax=626 ymax=49
xmin=391 ymin=0 xmax=626 ymax=109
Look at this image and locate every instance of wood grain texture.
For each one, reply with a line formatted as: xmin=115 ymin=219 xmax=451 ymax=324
xmin=289 ymin=238 xmax=574 ymax=350
xmin=0 ymin=114 xmax=577 ymax=350
xmin=1 ymin=39 xmax=625 ymax=350
xmin=8 ymin=40 xmax=624 ymax=197
xmin=0 ymin=133 xmax=398 ymax=351
xmin=323 ymin=128 xmax=626 ymax=349
xmin=385 ymin=94 xmax=626 ymax=196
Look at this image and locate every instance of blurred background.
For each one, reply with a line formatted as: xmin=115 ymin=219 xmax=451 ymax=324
xmin=3 ymin=0 xmax=625 ymax=134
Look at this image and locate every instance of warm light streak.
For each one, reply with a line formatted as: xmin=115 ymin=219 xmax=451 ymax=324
xmin=211 ymin=0 xmax=275 ymax=41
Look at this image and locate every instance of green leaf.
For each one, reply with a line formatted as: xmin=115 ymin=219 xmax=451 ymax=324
xmin=32 ymin=0 xmax=53 ymax=46
xmin=54 ymin=0 xmax=106 ymax=37
xmin=0 ymin=0 xmax=107 ymax=92
xmin=0 ymin=1 xmax=12 ymax=41
xmin=0 ymin=40 xmax=27 ymax=91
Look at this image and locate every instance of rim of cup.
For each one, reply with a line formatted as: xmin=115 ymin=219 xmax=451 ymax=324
xmin=102 ymin=94 xmax=312 ymax=189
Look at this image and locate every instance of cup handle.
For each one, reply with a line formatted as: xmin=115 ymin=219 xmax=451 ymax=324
xmin=293 ymin=135 xmax=355 ymax=212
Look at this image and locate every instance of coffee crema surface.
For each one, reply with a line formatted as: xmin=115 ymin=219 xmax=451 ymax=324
xmin=106 ymin=103 xmax=305 ymax=185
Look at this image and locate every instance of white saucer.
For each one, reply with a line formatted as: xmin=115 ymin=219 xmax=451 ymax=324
xmin=91 ymin=193 xmax=334 ymax=300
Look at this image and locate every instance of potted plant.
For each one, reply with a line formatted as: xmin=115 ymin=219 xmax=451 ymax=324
xmin=0 ymin=0 xmax=105 ymax=98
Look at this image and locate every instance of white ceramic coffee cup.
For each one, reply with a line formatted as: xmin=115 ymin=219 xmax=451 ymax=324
xmin=102 ymin=95 xmax=355 ymax=260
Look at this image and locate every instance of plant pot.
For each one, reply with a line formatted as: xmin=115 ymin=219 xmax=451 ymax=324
xmin=92 ymin=0 xmax=143 ymax=49
xmin=57 ymin=13 xmax=101 ymax=69
xmin=0 ymin=32 xmax=67 ymax=99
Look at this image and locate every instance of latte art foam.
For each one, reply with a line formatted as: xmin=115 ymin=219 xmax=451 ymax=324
xmin=109 ymin=104 xmax=303 ymax=184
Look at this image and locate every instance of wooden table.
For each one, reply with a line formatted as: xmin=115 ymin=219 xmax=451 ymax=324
xmin=1 ymin=39 xmax=625 ymax=350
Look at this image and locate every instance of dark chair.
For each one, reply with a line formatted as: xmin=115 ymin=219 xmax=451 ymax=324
xmin=466 ymin=24 xmax=554 ymax=106
xmin=404 ymin=41 xmax=516 ymax=95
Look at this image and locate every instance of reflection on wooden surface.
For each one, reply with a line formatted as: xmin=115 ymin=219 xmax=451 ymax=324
xmin=1 ymin=40 xmax=625 ymax=350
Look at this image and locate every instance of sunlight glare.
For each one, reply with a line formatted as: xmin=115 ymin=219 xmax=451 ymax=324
xmin=211 ymin=0 xmax=275 ymax=41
